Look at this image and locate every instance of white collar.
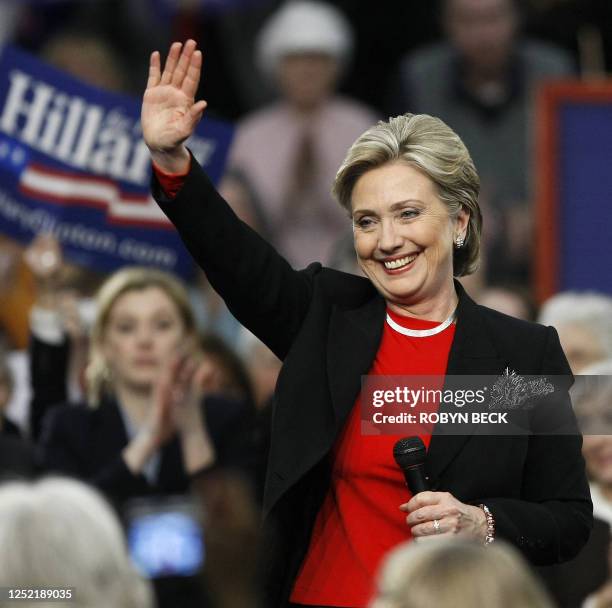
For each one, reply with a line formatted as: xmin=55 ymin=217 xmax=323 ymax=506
xmin=385 ymin=309 xmax=457 ymax=338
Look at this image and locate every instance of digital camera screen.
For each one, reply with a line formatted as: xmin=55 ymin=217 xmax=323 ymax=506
xmin=127 ymin=508 xmax=204 ymax=578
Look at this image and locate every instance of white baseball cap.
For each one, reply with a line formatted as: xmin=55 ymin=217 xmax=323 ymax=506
xmin=256 ymin=1 xmax=354 ymax=78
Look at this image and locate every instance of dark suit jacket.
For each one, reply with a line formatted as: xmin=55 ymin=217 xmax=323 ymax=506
xmin=154 ymin=158 xmax=592 ymax=607
xmin=0 ymin=434 xmax=37 ymax=479
xmin=38 ymin=394 xmax=255 ymax=507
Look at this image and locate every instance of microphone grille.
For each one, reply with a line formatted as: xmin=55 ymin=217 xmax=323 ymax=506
xmin=393 ymin=436 xmax=426 ymax=469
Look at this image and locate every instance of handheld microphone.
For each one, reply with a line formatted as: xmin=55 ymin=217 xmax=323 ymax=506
xmin=393 ymin=436 xmax=429 ymax=495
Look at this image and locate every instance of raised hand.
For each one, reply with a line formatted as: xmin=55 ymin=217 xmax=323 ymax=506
xmin=24 ymin=233 xmax=63 ymax=286
xmin=141 ymin=40 xmax=207 ymax=173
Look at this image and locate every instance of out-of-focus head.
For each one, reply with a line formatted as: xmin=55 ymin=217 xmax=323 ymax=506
xmin=42 ymin=31 xmax=127 ymax=92
xmin=198 ymin=332 xmax=254 ymax=402
xmin=478 ymin=286 xmax=532 ymax=320
xmin=443 ymin=0 xmax=518 ymax=77
xmin=538 ymin=292 xmax=612 ymax=373
xmin=219 ymin=169 xmax=270 ymax=238
xmin=256 ymin=1 xmax=353 ymax=109
xmin=333 ymin=114 xmax=481 ymax=311
xmin=0 ymin=351 xmax=13 ymax=411
xmin=0 ymin=477 xmax=153 ymax=608
xmin=370 ymin=538 xmax=554 ymax=608
xmin=572 ymin=359 xmax=612 ymax=489
xmin=87 ymin=267 xmax=196 ymax=405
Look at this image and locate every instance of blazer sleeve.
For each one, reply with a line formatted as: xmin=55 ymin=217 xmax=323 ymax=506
xmin=29 ymin=335 xmax=69 ymax=442
xmin=38 ymin=406 xmax=153 ymax=501
xmin=152 ymin=156 xmax=316 ymax=360
xmin=478 ymin=327 xmax=593 ymax=565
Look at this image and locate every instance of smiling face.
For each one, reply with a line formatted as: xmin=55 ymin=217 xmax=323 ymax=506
xmin=101 ymin=286 xmax=188 ymax=393
xmin=351 ymin=162 xmax=469 ymax=314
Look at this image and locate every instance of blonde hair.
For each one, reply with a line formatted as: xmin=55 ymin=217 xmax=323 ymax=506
xmin=371 ymin=539 xmax=554 ymax=608
xmin=86 ymin=266 xmax=196 ymax=406
xmin=333 ymin=113 xmax=482 ymax=276
xmin=0 ymin=477 xmax=153 ymax=608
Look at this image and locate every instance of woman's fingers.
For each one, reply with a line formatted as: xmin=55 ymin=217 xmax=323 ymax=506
xmin=189 ymin=100 xmax=208 ymax=124
xmin=160 ymin=41 xmax=182 ymax=85
xmin=410 ymin=515 xmax=460 ymax=538
xmin=163 ymin=352 xmax=201 ymax=406
xmin=150 ymin=41 xmax=202 ymax=95
xmin=404 ymin=504 xmax=446 ymax=526
xmin=146 ymin=51 xmax=161 ymax=89
xmin=182 ymin=49 xmax=203 ymax=97
xmin=402 ymin=491 xmax=443 ymax=513
xmin=172 ymin=39 xmax=197 ymax=88
xmin=177 ymin=356 xmax=197 ymax=389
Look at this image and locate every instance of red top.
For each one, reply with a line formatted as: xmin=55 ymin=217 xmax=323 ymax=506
xmin=153 ymin=159 xmax=190 ymax=198
xmin=290 ymin=308 xmax=455 ymax=607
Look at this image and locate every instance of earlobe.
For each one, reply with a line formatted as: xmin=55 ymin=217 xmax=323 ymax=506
xmin=453 ymin=208 xmax=470 ymax=248
xmin=455 ymin=209 xmax=470 ymax=236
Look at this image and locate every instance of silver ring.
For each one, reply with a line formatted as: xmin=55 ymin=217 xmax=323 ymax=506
xmin=433 ymin=519 xmax=441 ymax=534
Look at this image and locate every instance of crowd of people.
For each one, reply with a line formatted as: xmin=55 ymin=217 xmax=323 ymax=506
xmin=1 ymin=1 xmax=611 ymax=608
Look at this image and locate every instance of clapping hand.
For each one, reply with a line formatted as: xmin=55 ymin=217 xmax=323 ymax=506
xmin=148 ymin=352 xmax=205 ymax=446
xmin=123 ymin=351 xmax=216 ymax=475
xmin=148 ymin=351 xmax=217 ymax=474
xmin=141 ymin=40 xmax=207 ymax=173
xmin=24 ymin=233 xmax=63 ymax=287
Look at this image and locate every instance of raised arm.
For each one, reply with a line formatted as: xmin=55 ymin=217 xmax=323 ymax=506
xmin=142 ymin=42 xmax=317 ymax=359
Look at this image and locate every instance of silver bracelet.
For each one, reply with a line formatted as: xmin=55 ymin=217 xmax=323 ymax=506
xmin=479 ymin=503 xmax=495 ymax=546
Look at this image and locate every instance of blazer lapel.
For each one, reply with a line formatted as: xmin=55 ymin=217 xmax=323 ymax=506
xmin=426 ymin=282 xmax=508 ymax=486
xmin=327 ymin=294 xmax=386 ymax=430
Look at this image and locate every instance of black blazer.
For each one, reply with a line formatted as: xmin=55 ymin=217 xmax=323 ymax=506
xmin=40 ymin=397 xmax=189 ymax=503
xmin=38 ymin=394 xmax=255 ymax=507
xmin=154 ymin=158 xmax=592 ymax=607
xmin=0 ymin=435 xmax=37 ymax=479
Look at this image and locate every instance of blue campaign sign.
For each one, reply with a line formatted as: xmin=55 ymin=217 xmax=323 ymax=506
xmin=558 ymin=103 xmax=612 ymax=292
xmin=535 ymin=81 xmax=612 ymax=301
xmin=0 ymin=45 xmax=234 ymax=279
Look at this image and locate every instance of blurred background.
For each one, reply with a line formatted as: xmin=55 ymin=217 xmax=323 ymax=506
xmin=0 ymin=0 xmax=611 ymax=349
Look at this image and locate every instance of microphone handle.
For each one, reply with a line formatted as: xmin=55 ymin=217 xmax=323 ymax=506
xmin=404 ymin=466 xmax=429 ymax=495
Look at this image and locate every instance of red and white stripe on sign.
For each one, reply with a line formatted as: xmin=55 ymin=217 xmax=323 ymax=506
xmin=19 ymin=163 xmax=172 ymax=229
